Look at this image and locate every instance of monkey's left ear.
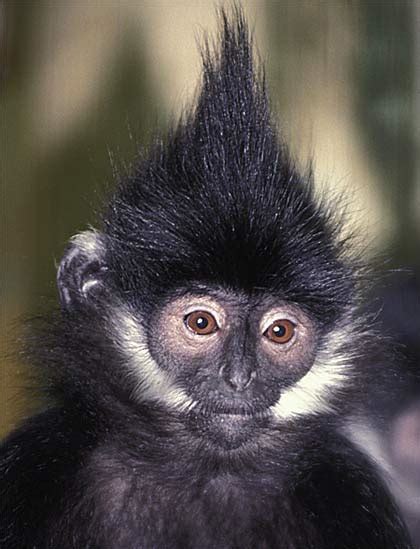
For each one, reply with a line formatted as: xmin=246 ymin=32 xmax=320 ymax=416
xmin=57 ymin=230 xmax=108 ymax=311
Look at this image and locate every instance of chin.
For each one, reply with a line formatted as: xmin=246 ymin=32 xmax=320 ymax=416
xmin=186 ymin=407 xmax=272 ymax=451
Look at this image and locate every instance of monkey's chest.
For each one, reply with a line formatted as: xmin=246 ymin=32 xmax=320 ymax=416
xmin=86 ymin=446 xmax=297 ymax=548
xmin=127 ymin=471 xmax=286 ymax=548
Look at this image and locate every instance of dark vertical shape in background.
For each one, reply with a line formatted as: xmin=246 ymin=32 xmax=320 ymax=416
xmin=354 ymin=0 xmax=418 ymax=268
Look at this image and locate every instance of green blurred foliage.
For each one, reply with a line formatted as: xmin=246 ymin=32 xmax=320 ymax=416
xmin=266 ymin=0 xmax=418 ymax=266
xmin=2 ymin=3 xmax=159 ymax=313
xmin=1 ymin=1 xmax=160 ymax=433
xmin=354 ymin=0 xmax=418 ymax=264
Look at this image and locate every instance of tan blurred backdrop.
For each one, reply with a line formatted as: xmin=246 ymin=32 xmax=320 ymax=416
xmin=1 ymin=0 xmax=419 ymax=437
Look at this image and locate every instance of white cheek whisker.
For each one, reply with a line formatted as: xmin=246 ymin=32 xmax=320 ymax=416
xmin=110 ymin=307 xmax=197 ymax=412
xmin=270 ymin=322 xmax=359 ymax=421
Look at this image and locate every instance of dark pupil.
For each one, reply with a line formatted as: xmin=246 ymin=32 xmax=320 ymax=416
xmin=196 ymin=317 xmax=209 ymax=330
xmin=273 ymin=324 xmax=286 ymax=338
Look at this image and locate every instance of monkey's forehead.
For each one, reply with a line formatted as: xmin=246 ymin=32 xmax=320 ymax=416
xmin=104 ymin=233 xmax=353 ymax=327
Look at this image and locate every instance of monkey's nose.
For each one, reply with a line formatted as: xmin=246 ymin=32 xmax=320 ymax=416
xmin=220 ymin=364 xmax=255 ymax=392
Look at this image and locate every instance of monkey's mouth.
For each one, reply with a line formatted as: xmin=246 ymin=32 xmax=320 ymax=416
xmin=210 ymin=412 xmax=255 ymax=422
xmin=192 ymin=398 xmax=273 ymax=420
xmin=208 ymin=409 xmax=271 ymax=421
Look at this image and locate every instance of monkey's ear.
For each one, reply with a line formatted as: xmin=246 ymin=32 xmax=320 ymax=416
xmin=57 ymin=230 xmax=108 ymax=310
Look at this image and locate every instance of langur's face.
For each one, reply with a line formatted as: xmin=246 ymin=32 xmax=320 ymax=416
xmin=146 ymin=286 xmax=320 ymax=448
xmin=59 ymin=229 xmax=354 ymax=451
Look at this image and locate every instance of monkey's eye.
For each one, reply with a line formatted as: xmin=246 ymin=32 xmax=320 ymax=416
xmin=185 ymin=311 xmax=218 ymax=335
xmin=264 ymin=319 xmax=296 ymax=344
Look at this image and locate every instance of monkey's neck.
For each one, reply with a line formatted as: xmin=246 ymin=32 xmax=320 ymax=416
xmin=82 ymin=398 xmax=336 ymax=474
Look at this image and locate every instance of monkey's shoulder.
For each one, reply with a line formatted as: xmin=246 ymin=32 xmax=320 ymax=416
xmin=0 ymin=408 xmax=96 ymax=548
xmin=0 ymin=407 xmax=86 ymax=489
xmin=0 ymin=415 xmax=413 ymax=549
xmin=286 ymin=432 xmax=414 ymax=549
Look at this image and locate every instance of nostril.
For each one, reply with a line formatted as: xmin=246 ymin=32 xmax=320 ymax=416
xmin=225 ymin=369 xmax=255 ymax=392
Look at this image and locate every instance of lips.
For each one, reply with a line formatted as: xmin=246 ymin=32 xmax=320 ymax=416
xmin=204 ymin=404 xmax=272 ymax=420
xmin=212 ymin=412 xmax=253 ymax=423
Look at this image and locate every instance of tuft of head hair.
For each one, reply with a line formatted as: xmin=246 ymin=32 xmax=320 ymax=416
xmin=104 ymin=9 xmax=355 ymax=327
xmin=24 ymin=8 xmax=371 ymax=418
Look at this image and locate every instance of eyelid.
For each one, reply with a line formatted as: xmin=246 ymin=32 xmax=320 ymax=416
xmin=260 ymin=313 xmax=298 ymax=334
xmin=183 ymin=305 xmax=223 ymax=328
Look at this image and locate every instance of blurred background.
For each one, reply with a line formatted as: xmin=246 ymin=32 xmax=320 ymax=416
xmin=1 ymin=0 xmax=419 ymax=541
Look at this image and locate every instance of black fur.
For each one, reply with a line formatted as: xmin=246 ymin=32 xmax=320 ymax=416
xmin=105 ymin=15 xmax=353 ymax=324
xmin=0 ymin=9 xmax=413 ymax=549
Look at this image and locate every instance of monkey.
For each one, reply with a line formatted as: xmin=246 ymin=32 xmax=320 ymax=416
xmin=0 ymin=9 xmax=414 ymax=549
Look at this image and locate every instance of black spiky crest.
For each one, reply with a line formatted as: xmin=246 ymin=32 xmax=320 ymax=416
xmin=103 ymin=9 xmax=355 ymax=324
